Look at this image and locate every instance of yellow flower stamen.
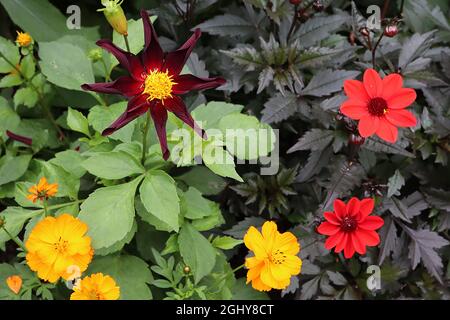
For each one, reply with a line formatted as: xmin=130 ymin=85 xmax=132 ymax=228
xmin=143 ymin=69 xmax=177 ymax=102
xmin=15 ymin=31 xmax=32 ymax=47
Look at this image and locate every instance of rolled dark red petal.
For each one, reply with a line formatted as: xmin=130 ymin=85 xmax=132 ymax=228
xmin=164 ymin=29 xmax=201 ymax=76
xmin=6 ymin=130 xmax=32 ymax=146
xmin=172 ymin=74 xmax=226 ymax=95
xmin=140 ymin=9 xmax=164 ymax=72
xmin=164 ymin=95 xmax=206 ymax=139
xmin=102 ymin=95 xmax=150 ymax=136
xmin=82 ymin=76 xmax=143 ymax=97
xmin=149 ymin=102 xmax=169 ymax=160
xmin=96 ymin=39 xmax=144 ymax=79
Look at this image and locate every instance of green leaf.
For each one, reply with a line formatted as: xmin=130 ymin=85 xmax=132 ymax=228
xmin=82 ymin=151 xmax=144 ymax=179
xmin=212 ymin=236 xmax=243 ymax=250
xmin=181 ymin=187 xmax=216 ymax=220
xmin=203 ymin=140 xmax=243 ymax=182
xmin=139 ymin=171 xmax=180 ymax=232
xmin=87 ymin=254 xmax=152 ymax=300
xmin=0 ymin=155 xmax=31 ymax=186
xmin=67 ymin=108 xmax=89 ymax=136
xmin=176 ymin=166 xmax=227 ymax=196
xmin=78 ymin=177 xmax=142 ymax=250
xmin=50 ymin=150 xmax=86 ymax=178
xmin=95 ymin=221 xmax=137 ymax=256
xmin=387 ymin=170 xmax=405 ymax=198
xmin=363 ymin=137 xmax=415 ymax=158
xmin=0 ymin=36 xmax=20 ymax=73
xmin=20 ymin=54 xmax=35 ymax=79
xmin=300 ymin=69 xmax=360 ymax=97
xmin=13 ymin=87 xmax=38 ymax=108
xmin=288 ymin=129 xmax=334 ymax=153
xmin=261 ymin=92 xmax=300 ymax=124
xmin=39 ymin=41 xmax=94 ymax=91
xmin=0 ymin=74 xmax=22 ymax=88
xmin=0 ymin=0 xmax=99 ymax=42
xmin=0 ymin=207 xmax=39 ymax=247
xmin=88 ymin=102 xmax=136 ymax=142
xmin=194 ymin=14 xmax=255 ymax=37
xmin=178 ymin=223 xmax=217 ymax=284
xmin=38 ymin=161 xmax=79 ymax=199
xmin=0 ymin=97 xmax=20 ymax=134
xmin=192 ymin=101 xmax=244 ymax=129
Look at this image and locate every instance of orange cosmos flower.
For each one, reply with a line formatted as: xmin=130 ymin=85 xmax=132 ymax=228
xmin=27 ymin=177 xmax=58 ymax=203
xmin=6 ymin=275 xmax=22 ymax=294
xmin=15 ymin=31 xmax=33 ymax=47
xmin=340 ymin=68 xmax=417 ymax=143
xmin=244 ymin=221 xmax=302 ymax=291
xmin=25 ymin=214 xmax=93 ymax=283
xmin=70 ymin=273 xmax=120 ymax=300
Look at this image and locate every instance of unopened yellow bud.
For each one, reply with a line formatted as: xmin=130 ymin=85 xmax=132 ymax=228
xmin=15 ymin=31 xmax=33 ymax=47
xmin=98 ymin=0 xmax=128 ymax=36
xmin=88 ymin=48 xmax=103 ymax=62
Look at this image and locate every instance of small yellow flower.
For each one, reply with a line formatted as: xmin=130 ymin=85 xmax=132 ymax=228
xmin=6 ymin=275 xmax=22 ymax=294
xmin=15 ymin=31 xmax=33 ymax=47
xmin=25 ymin=214 xmax=93 ymax=283
xmin=27 ymin=177 xmax=58 ymax=203
xmin=244 ymin=221 xmax=302 ymax=291
xmin=70 ymin=273 xmax=120 ymax=300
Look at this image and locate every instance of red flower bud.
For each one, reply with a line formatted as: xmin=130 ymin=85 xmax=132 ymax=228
xmin=384 ymin=24 xmax=398 ymax=37
xmin=349 ymin=133 xmax=366 ymax=146
xmin=313 ymin=1 xmax=324 ymax=11
xmin=289 ymin=0 xmax=302 ymax=5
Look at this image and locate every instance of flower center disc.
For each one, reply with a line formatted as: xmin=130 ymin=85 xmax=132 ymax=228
xmin=143 ymin=70 xmax=176 ymax=101
xmin=367 ymin=97 xmax=388 ymax=117
xmin=54 ymin=238 xmax=69 ymax=254
xmin=341 ymin=216 xmax=357 ymax=232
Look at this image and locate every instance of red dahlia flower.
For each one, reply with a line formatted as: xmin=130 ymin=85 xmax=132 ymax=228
xmin=317 ymin=197 xmax=384 ymax=259
xmin=340 ymin=69 xmax=417 ymax=143
xmin=82 ymin=10 xmax=226 ymax=160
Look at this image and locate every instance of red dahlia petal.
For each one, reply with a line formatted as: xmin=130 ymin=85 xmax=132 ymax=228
xmin=82 ymin=76 xmax=143 ymax=97
xmin=335 ymin=232 xmax=348 ymax=252
xmin=363 ymin=69 xmax=383 ymax=98
xmin=381 ymin=73 xmax=403 ymax=100
xmin=324 ymin=231 xmax=344 ymax=250
xmin=333 ymin=199 xmax=347 ymax=219
xmin=386 ymin=88 xmax=416 ymax=109
xmin=172 ymin=74 xmax=226 ymax=95
xmin=376 ymin=119 xmax=398 ymax=143
xmin=351 ymin=233 xmax=366 ymax=255
xmin=140 ymin=9 xmax=164 ymax=71
xmin=102 ymin=95 xmax=150 ymax=136
xmin=343 ymin=79 xmax=369 ymax=103
xmin=149 ymin=102 xmax=169 ymax=160
xmin=343 ymin=238 xmax=356 ymax=258
xmin=358 ymin=115 xmax=379 ymax=137
xmin=164 ymin=95 xmax=206 ymax=139
xmin=96 ymin=39 xmax=144 ymax=79
xmin=359 ymin=216 xmax=384 ymax=230
xmin=347 ymin=197 xmax=361 ymax=217
xmin=340 ymin=100 xmax=368 ymax=120
xmin=358 ymin=198 xmax=375 ymax=221
xmin=317 ymin=222 xmax=340 ymax=236
xmin=385 ymin=109 xmax=417 ymax=128
xmin=324 ymin=211 xmax=341 ymax=225
xmin=356 ymin=229 xmax=380 ymax=246
xmin=6 ymin=130 xmax=32 ymax=146
xmin=164 ymin=29 xmax=201 ymax=76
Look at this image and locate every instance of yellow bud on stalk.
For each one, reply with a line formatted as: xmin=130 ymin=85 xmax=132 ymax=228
xmin=98 ymin=0 xmax=128 ymax=36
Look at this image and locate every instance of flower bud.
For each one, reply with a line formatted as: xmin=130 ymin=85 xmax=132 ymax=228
xmin=183 ymin=266 xmax=191 ymax=274
xmin=348 ymin=133 xmax=365 ymax=146
xmin=359 ymin=27 xmax=370 ymax=37
xmin=313 ymin=1 xmax=324 ymax=11
xmin=98 ymin=0 xmax=128 ymax=36
xmin=15 ymin=31 xmax=33 ymax=47
xmin=384 ymin=24 xmax=399 ymax=37
xmin=297 ymin=10 xmax=309 ymax=22
xmin=88 ymin=48 xmax=103 ymax=62
xmin=289 ymin=0 xmax=302 ymax=5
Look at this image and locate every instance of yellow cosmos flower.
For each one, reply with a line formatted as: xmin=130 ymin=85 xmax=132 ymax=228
xmin=70 ymin=273 xmax=120 ymax=300
xmin=25 ymin=214 xmax=93 ymax=283
xmin=244 ymin=221 xmax=302 ymax=291
xmin=15 ymin=31 xmax=33 ymax=47
xmin=6 ymin=275 xmax=22 ymax=294
xmin=27 ymin=177 xmax=58 ymax=203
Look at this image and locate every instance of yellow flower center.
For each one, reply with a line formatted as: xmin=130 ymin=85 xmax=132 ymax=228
xmin=16 ymin=31 xmax=32 ymax=47
xmin=143 ymin=69 xmax=176 ymax=102
xmin=53 ymin=237 xmax=69 ymax=254
xmin=87 ymin=289 xmax=103 ymax=300
xmin=270 ymin=249 xmax=287 ymax=265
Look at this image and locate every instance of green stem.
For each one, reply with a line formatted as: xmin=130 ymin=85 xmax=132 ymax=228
xmin=1 ymin=225 xmax=27 ymax=252
xmin=101 ymin=58 xmax=111 ymax=81
xmin=371 ymin=32 xmax=385 ymax=69
xmin=43 ymin=199 xmax=49 ymax=217
xmin=123 ymin=34 xmax=131 ymax=52
xmin=232 ymin=264 xmax=245 ymax=273
xmin=141 ymin=111 xmax=152 ymax=165
xmin=91 ymin=93 xmax=108 ymax=107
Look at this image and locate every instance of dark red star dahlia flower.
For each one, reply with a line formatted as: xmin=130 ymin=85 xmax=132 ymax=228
xmin=317 ymin=197 xmax=384 ymax=259
xmin=82 ymin=10 xmax=226 ymax=160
